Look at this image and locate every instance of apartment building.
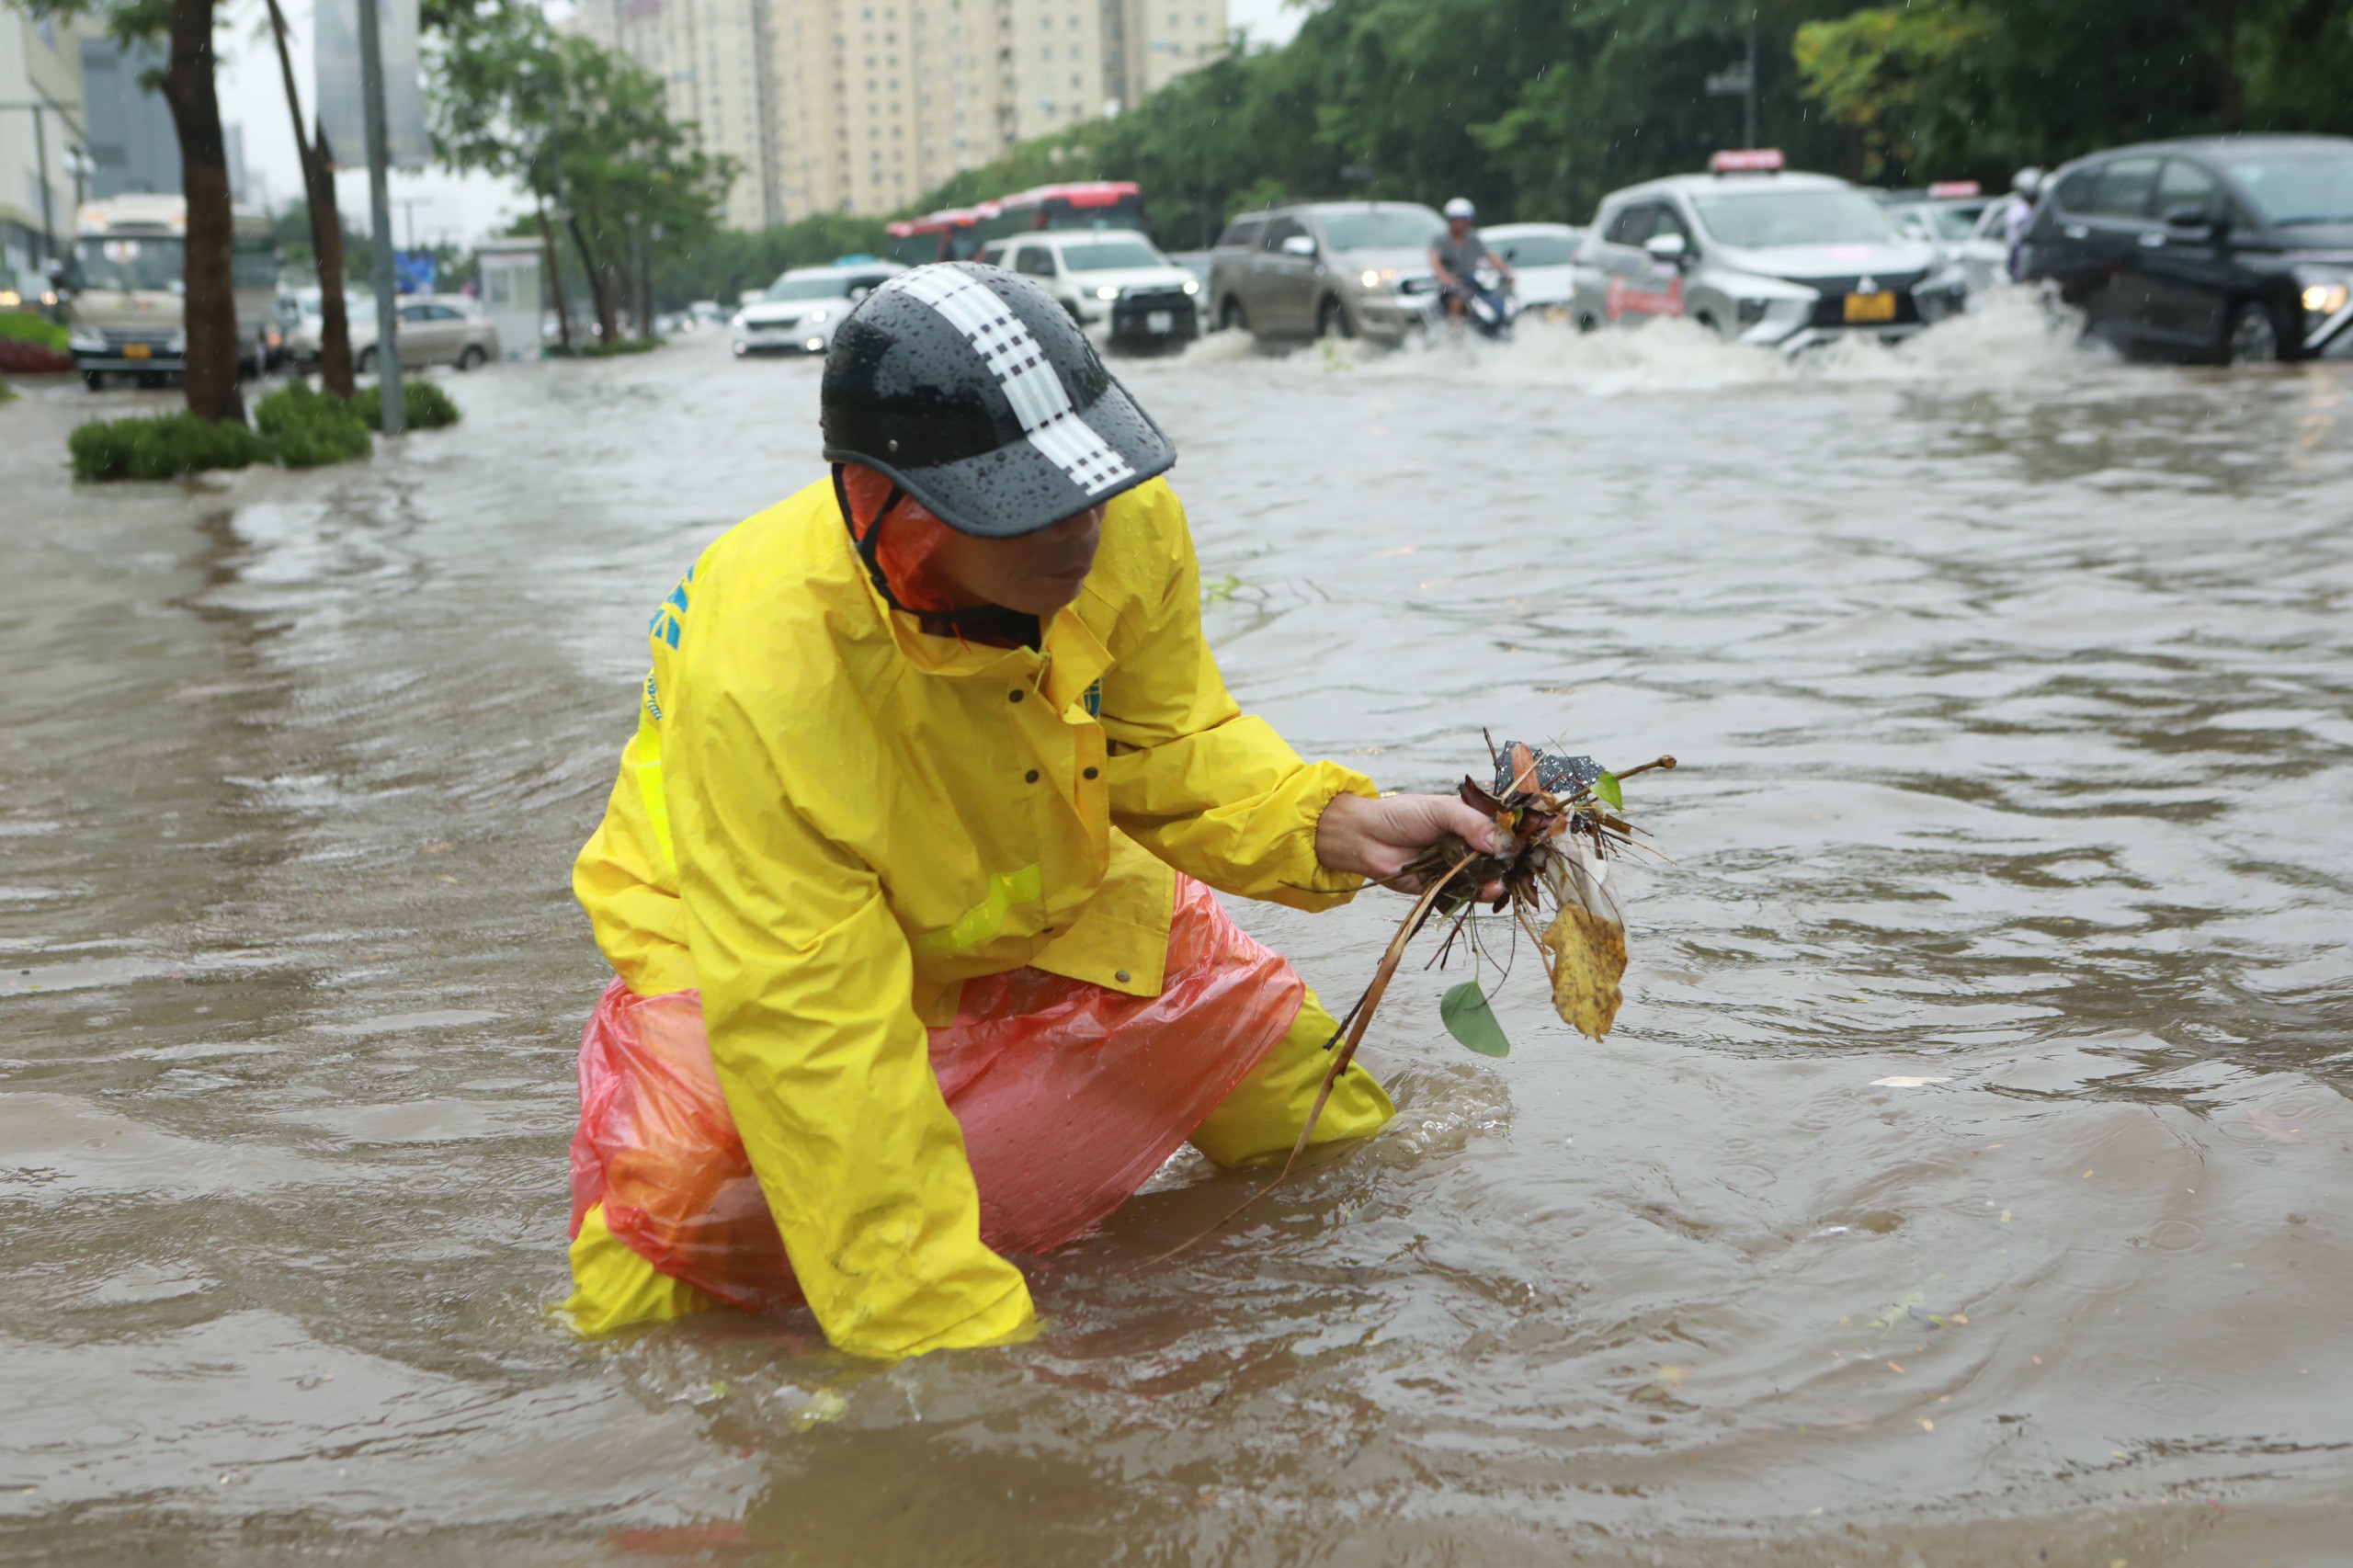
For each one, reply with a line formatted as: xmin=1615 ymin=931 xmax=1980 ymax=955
xmin=1 ymin=7 xmax=84 ymax=290
xmin=573 ymin=0 xmax=783 ymax=228
xmin=577 ymin=0 xmax=1225 ymax=226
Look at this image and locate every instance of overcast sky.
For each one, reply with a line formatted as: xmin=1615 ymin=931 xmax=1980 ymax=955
xmin=213 ymin=0 xmax=1313 ymax=248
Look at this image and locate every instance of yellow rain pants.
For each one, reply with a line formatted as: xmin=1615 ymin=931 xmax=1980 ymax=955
xmin=569 ymin=474 xmax=1393 ymax=1358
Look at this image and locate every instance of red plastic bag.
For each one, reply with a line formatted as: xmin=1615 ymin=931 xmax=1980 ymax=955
xmin=568 ymin=873 xmax=1303 ymax=1313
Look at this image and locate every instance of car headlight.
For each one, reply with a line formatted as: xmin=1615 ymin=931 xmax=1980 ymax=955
xmin=1358 ymin=267 xmax=1398 ymax=290
xmin=805 ymin=308 xmax=830 ymax=324
xmin=165 ymin=331 xmax=187 ymax=354
xmin=1094 ymin=284 xmax=1120 ymax=301
xmin=1736 ymin=297 xmax=1768 ymax=328
xmin=67 ymin=326 xmax=106 ymax=352
xmin=2301 ymin=278 xmax=2349 ymax=317
xmin=1181 ymin=279 xmax=1199 ymax=295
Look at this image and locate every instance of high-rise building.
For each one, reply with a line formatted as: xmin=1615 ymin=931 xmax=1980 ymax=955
xmin=77 ymin=36 xmax=178 ymax=201
xmin=575 ymin=0 xmax=1225 ymax=228
xmin=1 ymin=9 xmax=86 ymax=284
xmin=572 ymin=0 xmax=783 ymax=229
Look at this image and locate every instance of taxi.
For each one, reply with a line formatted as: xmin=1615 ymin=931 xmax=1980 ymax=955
xmin=1568 ymin=151 xmax=1966 ymax=351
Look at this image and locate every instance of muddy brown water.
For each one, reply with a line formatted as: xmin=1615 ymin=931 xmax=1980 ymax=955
xmin=4 ymin=306 xmax=2350 ymax=1565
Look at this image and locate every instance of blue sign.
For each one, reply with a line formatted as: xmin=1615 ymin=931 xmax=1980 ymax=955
xmin=394 ymin=250 xmax=438 ymax=294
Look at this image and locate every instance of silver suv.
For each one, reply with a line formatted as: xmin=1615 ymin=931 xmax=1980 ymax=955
xmin=1206 ymin=200 xmax=1448 ymax=342
xmin=1569 ymin=154 xmax=1966 ymax=351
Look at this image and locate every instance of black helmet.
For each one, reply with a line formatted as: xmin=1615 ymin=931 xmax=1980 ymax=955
xmin=821 ymin=262 xmax=1176 ymax=539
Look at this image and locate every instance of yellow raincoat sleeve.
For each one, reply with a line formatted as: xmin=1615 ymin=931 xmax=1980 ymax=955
xmin=668 ymin=687 xmax=1035 ymax=1361
xmin=1098 ymin=484 xmax=1378 ymax=912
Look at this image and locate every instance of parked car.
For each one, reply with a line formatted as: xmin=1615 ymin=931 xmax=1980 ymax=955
xmin=281 ymin=285 xmax=375 ymax=368
xmin=976 ymin=228 xmax=1201 ymax=348
xmin=1206 ymin=200 xmax=1449 ymax=342
xmin=2021 ymin=133 xmax=2353 ymax=364
xmin=732 ymin=261 xmax=903 ymax=357
xmin=1481 ymin=222 xmax=1584 ymax=318
xmin=1569 ymin=151 xmax=1963 ymax=351
xmin=352 ymin=293 xmax=499 ymax=372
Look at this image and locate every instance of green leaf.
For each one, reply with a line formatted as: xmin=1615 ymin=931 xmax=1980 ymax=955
xmin=1440 ymin=980 xmax=1510 ymax=1058
xmin=1595 ymin=771 xmax=1624 ymax=812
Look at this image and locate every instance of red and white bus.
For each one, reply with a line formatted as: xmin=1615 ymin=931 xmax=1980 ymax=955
xmin=885 ymin=182 xmax=1147 ymax=266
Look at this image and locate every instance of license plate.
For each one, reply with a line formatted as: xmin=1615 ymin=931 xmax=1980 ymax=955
xmin=124 ymin=343 xmax=152 ymax=358
xmin=1146 ymin=311 xmax=1174 ymax=334
xmin=1844 ymin=290 xmax=1897 ymax=324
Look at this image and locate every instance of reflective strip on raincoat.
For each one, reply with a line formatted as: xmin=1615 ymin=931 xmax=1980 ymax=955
xmin=572 ymin=475 xmax=1377 ymax=1359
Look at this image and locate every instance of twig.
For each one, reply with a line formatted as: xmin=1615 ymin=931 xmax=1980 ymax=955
xmin=1139 ymin=848 xmax=1479 ymax=1269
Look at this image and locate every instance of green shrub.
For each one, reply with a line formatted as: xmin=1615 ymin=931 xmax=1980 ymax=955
xmin=351 ymin=379 xmax=460 ymax=431
xmin=69 ymin=412 xmax=269 ymax=482
xmin=0 ymin=312 xmax=68 ymax=352
xmin=547 ymin=336 xmax=662 ymax=358
xmin=254 ymin=382 xmax=373 ymax=468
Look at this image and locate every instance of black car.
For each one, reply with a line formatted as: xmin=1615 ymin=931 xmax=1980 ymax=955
xmin=2022 ymin=134 xmax=2353 ymax=364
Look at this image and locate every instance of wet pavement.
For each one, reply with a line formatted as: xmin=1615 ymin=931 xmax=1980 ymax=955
xmin=4 ymin=303 xmax=2350 ymax=1564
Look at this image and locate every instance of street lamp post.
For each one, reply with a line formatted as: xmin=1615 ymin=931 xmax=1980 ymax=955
xmin=357 ymin=0 xmax=405 ymax=435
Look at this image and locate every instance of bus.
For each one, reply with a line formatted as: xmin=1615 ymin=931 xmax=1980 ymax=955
xmin=884 ymin=206 xmax=986 ymax=267
xmin=885 ymin=182 xmax=1147 ymax=266
xmin=61 ymin=194 xmax=282 ymax=387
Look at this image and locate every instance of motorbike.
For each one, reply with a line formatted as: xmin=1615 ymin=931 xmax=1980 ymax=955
xmin=1454 ymin=263 xmax=1518 ymax=341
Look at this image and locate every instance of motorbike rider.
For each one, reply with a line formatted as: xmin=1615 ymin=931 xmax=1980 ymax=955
xmin=561 ymin=260 xmax=1503 ymax=1359
xmin=1430 ymin=197 xmax=1514 ymax=322
xmin=2005 ymin=167 xmax=2044 ymax=282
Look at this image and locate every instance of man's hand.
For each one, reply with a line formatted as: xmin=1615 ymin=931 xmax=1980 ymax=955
xmin=1316 ymin=792 xmax=1504 ymax=898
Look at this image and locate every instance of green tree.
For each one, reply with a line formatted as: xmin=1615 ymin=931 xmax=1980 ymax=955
xmin=431 ymin=5 xmax=733 ymax=344
xmin=1792 ymin=3 xmax=1994 ymax=179
xmin=256 ymin=0 xmax=355 ymax=396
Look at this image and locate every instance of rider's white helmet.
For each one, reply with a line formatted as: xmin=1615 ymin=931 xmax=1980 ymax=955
xmin=1443 ymin=198 xmax=1476 ymax=221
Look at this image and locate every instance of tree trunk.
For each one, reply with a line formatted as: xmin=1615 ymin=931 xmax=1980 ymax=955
xmin=262 ymin=0 xmax=353 ymax=399
xmin=569 ymin=211 xmax=619 ymax=344
xmin=2218 ymin=0 xmax=2243 ymax=131
xmin=157 ymin=0 xmax=244 ymax=423
xmin=536 ymin=190 xmax=572 ymax=351
xmin=311 ymin=131 xmax=356 ymax=400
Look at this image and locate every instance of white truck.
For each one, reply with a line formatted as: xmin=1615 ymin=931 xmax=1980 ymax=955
xmin=59 ymin=194 xmax=282 ymax=389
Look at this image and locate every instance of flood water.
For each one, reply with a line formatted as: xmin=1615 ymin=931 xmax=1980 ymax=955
xmin=5 ymin=302 xmax=2351 ymax=1565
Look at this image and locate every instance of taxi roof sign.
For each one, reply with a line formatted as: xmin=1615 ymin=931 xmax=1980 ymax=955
xmin=1927 ymin=179 xmax=1983 ymax=199
xmin=1710 ymin=148 xmax=1785 ymax=174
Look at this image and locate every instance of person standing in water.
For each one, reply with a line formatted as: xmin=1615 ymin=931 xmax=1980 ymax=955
xmin=562 ymin=262 xmax=1501 ymax=1358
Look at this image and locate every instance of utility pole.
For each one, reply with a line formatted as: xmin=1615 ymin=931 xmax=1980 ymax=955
xmin=31 ymin=107 xmax=52 ymax=267
xmin=0 ymin=103 xmax=80 ymax=267
xmin=358 ymin=0 xmax=404 ymax=435
xmin=1744 ymin=26 xmax=1758 ymax=152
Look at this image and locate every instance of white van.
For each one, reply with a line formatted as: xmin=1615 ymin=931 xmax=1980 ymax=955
xmin=60 ymin=194 xmax=282 ymax=388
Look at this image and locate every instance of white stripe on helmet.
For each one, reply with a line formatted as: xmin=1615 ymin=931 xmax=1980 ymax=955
xmin=885 ymin=267 xmax=1136 ymax=498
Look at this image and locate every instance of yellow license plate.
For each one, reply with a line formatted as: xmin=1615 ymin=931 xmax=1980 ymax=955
xmin=123 ymin=343 xmax=152 ymax=358
xmin=1844 ymin=291 xmax=1897 ymax=324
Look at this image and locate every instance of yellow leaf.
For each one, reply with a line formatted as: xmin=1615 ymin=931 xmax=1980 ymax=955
xmin=1544 ymin=902 xmax=1625 ymax=1040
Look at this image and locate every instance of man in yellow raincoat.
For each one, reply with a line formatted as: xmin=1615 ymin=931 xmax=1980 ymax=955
xmin=563 ymin=263 xmax=1499 ymax=1359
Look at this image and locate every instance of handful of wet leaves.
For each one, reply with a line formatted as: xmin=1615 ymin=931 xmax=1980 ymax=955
xmin=1151 ymin=736 xmax=1674 ymax=1265
xmin=1404 ymin=737 xmax=1673 ymax=1052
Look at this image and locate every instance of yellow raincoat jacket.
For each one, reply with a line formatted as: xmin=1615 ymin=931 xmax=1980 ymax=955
xmin=573 ymin=474 xmax=1382 ymax=1359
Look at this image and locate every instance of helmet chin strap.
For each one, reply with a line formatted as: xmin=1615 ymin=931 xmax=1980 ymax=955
xmin=832 ymin=463 xmax=1041 ymax=650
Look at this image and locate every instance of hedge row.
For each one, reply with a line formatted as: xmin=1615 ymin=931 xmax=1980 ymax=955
xmin=68 ymin=380 xmax=463 ymax=482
